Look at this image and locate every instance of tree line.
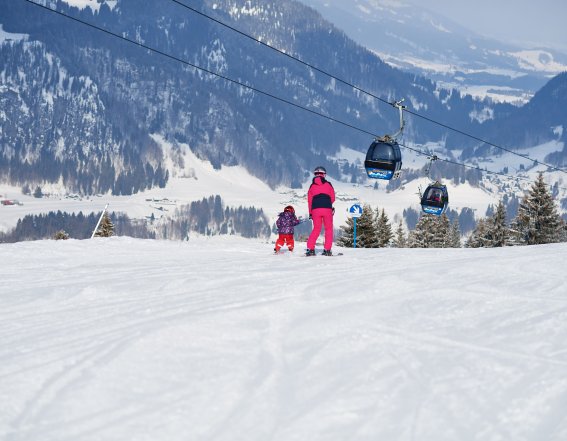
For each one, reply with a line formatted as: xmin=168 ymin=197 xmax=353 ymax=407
xmin=157 ymin=195 xmax=271 ymax=240
xmin=0 ymin=195 xmax=272 ymax=243
xmin=466 ymin=173 xmax=566 ymax=247
xmin=0 ymin=210 xmax=153 ymax=243
xmin=336 ymin=173 xmax=566 ymax=248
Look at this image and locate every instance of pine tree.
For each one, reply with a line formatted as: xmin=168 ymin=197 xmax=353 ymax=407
xmin=392 ymin=220 xmax=407 ymax=248
xmin=375 ymin=208 xmax=393 ymax=247
xmin=94 ymin=212 xmax=115 ymax=237
xmin=337 ymin=217 xmax=355 ymax=247
xmin=446 ymin=219 xmax=461 ymax=248
xmin=511 ymin=174 xmax=563 ymax=245
xmin=54 ymin=230 xmax=69 ymax=240
xmin=433 ymin=214 xmax=450 ymax=248
xmin=466 ymin=218 xmax=487 ymax=248
xmin=408 ymin=214 xmax=437 ymax=248
xmin=354 ymin=204 xmax=377 ymax=248
xmin=408 ymin=213 xmax=456 ymax=248
xmin=465 ymin=201 xmax=509 ymax=248
xmin=487 ymin=200 xmax=509 ymax=247
xmin=337 ymin=204 xmax=377 ymax=248
xmin=33 ymin=186 xmax=43 ymax=198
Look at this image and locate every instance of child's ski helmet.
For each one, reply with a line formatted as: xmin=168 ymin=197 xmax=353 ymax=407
xmin=284 ymin=205 xmax=295 ymax=213
xmin=314 ymin=166 xmax=326 ymax=176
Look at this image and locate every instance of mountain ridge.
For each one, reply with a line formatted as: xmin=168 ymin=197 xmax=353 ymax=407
xmin=0 ymin=0 xmax=565 ymax=199
xmin=298 ymin=0 xmax=567 ymax=104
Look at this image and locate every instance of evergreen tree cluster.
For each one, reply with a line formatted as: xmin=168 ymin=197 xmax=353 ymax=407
xmin=162 ymin=195 xmax=271 ymax=240
xmin=467 ymin=174 xmax=565 ymax=247
xmin=337 ymin=204 xmax=461 ymax=248
xmin=0 ymin=40 xmax=169 ymax=196
xmin=407 ymin=213 xmax=461 ymax=248
xmin=466 ymin=201 xmax=509 ymax=247
xmin=337 ymin=205 xmax=393 ymax=248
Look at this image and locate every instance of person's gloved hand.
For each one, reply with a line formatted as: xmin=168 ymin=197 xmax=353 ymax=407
xmin=332 ymin=207 xmax=335 ymax=215
xmin=309 ymin=214 xmax=312 ymax=220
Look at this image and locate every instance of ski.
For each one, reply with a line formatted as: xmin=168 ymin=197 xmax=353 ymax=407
xmin=303 ymin=251 xmax=343 ymax=257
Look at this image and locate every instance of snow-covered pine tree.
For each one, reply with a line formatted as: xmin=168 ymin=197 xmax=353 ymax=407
xmin=374 ymin=208 xmax=393 ymax=248
xmin=392 ymin=220 xmax=407 ymax=248
xmin=355 ymin=204 xmax=378 ymax=247
xmin=446 ymin=218 xmax=461 ymax=248
xmin=432 ymin=214 xmax=450 ymax=248
xmin=408 ymin=213 xmax=456 ymax=248
xmin=94 ymin=212 xmax=115 ymax=237
xmin=337 ymin=204 xmax=377 ymax=248
xmin=511 ymin=173 xmax=563 ymax=245
xmin=54 ymin=230 xmax=69 ymax=240
xmin=465 ymin=218 xmax=488 ymax=248
xmin=408 ymin=214 xmax=437 ymax=248
xmin=487 ymin=200 xmax=509 ymax=247
xmin=337 ymin=217 xmax=355 ymax=247
xmin=466 ymin=200 xmax=510 ymax=248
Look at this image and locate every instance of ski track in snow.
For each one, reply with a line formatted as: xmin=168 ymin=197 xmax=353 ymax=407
xmin=1 ymin=237 xmax=567 ymax=440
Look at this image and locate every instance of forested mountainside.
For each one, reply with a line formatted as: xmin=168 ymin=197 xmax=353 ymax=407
xmin=479 ymin=72 xmax=567 ymax=161
xmin=0 ymin=0 xmax=564 ymax=194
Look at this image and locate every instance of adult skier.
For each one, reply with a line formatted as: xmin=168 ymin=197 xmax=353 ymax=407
xmin=306 ymin=166 xmax=335 ymax=256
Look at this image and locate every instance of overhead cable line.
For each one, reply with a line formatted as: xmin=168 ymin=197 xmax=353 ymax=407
xmin=22 ymin=0 xmax=567 ymax=193
xmin=400 ymin=142 xmax=539 ymax=185
xmin=402 ymin=107 xmax=567 ymax=175
xmin=22 ymin=0 xmax=376 ymax=138
xmin=166 ymin=0 xmax=567 ymax=176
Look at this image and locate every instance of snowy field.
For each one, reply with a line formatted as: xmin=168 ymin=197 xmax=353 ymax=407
xmin=1 ymin=236 xmax=567 ymax=441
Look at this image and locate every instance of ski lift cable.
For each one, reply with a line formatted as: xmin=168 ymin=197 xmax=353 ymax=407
xmin=21 ymin=0 xmax=567 ymax=194
xmin=402 ymin=108 xmax=567 ymax=175
xmin=166 ymin=0 xmax=567 ymax=176
xmin=166 ymin=0 xmax=393 ymax=109
xmin=398 ymin=141 xmax=567 ymax=193
xmin=22 ymin=0 xmax=378 ymax=138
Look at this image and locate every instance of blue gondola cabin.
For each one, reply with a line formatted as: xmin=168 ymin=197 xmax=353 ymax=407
xmin=420 ymin=183 xmax=449 ymax=216
xmin=364 ymin=140 xmax=402 ymax=180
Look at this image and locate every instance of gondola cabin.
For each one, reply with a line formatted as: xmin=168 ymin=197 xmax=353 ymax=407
xmin=420 ymin=183 xmax=449 ymax=216
xmin=364 ymin=140 xmax=402 ymax=180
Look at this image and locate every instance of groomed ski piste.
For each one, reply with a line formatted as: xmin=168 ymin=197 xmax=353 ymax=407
xmin=1 ymin=236 xmax=567 ymax=441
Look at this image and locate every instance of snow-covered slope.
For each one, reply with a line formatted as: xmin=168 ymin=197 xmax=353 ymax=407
xmin=58 ymin=0 xmax=117 ymax=12
xmin=1 ymin=236 xmax=566 ymax=440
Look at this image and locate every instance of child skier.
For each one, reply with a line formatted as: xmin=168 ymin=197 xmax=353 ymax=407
xmin=274 ymin=205 xmax=301 ymax=253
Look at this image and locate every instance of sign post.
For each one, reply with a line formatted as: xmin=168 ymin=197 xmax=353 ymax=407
xmin=348 ymin=204 xmax=363 ymax=249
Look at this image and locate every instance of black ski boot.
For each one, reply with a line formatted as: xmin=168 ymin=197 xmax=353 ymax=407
xmin=305 ymin=249 xmax=315 ymax=256
xmin=321 ymin=249 xmax=333 ymax=256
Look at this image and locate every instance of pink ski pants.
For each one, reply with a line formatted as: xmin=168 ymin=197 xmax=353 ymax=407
xmin=307 ymin=208 xmax=334 ymax=251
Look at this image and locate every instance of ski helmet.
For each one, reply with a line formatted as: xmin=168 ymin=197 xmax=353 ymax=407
xmin=314 ymin=166 xmax=327 ymax=176
xmin=284 ymin=205 xmax=295 ymax=213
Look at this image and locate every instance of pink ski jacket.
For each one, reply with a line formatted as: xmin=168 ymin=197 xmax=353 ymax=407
xmin=308 ymin=176 xmax=335 ymax=215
